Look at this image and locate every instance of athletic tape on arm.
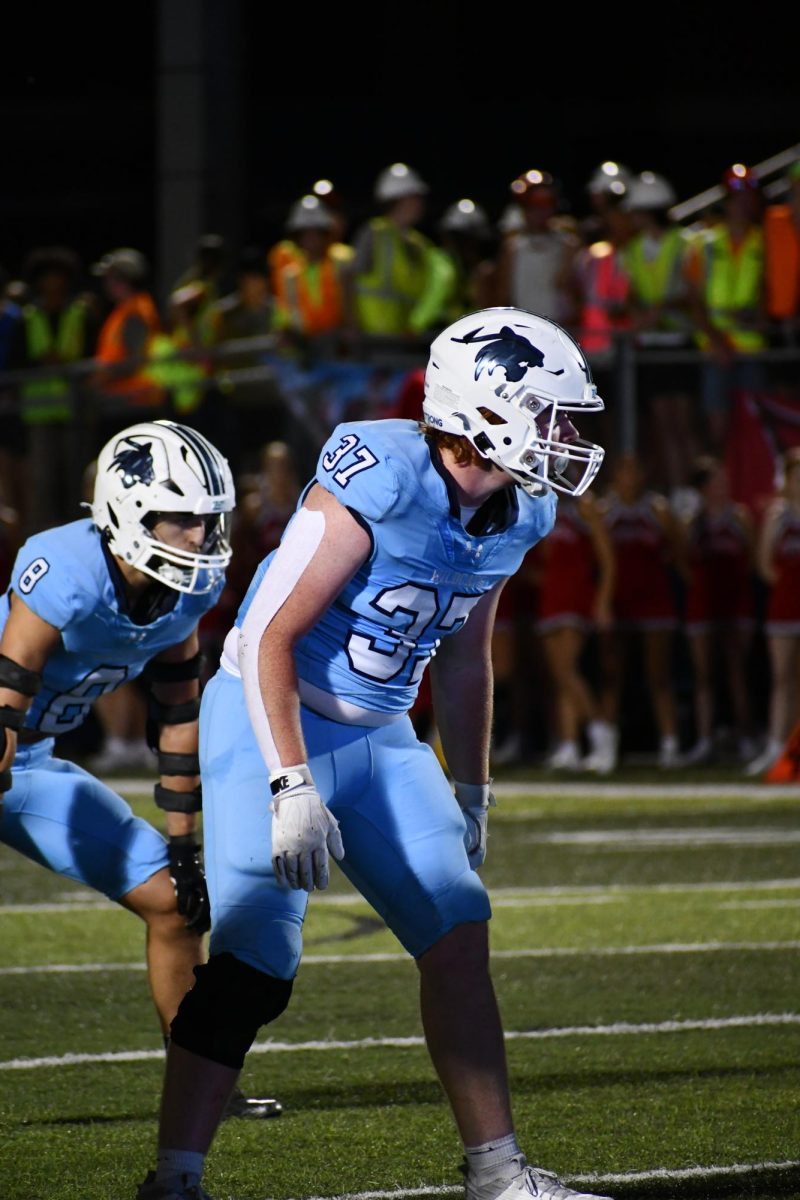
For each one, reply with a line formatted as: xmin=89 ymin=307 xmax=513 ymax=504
xmin=238 ymin=508 xmax=325 ymax=774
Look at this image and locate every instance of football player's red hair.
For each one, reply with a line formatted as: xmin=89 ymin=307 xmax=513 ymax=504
xmin=419 ymin=424 xmax=494 ymax=472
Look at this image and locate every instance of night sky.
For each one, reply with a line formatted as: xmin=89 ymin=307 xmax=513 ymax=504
xmin=2 ymin=4 xmax=797 ymax=278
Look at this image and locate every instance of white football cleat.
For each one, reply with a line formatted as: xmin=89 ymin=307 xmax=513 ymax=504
xmin=136 ymin=1172 xmax=214 ymax=1200
xmin=463 ymin=1155 xmax=613 ymax=1200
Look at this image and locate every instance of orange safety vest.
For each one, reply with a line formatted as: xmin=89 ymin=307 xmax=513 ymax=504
xmin=268 ymin=240 xmax=303 ymax=292
xmin=96 ymin=292 xmax=162 ymax=404
xmin=579 ymin=241 xmax=630 ymax=353
xmin=764 ymin=205 xmax=800 ymax=320
xmin=274 ymin=255 xmax=345 ymax=335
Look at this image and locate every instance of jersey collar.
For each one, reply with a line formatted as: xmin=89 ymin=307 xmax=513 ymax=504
xmin=100 ymin=532 xmax=179 ymax=625
xmin=425 ymin=437 xmax=519 ymax=536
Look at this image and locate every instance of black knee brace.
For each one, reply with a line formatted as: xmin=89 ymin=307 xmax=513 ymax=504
xmin=170 ymin=952 xmax=293 ymax=1069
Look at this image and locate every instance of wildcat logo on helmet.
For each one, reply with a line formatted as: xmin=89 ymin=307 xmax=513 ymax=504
xmin=93 ymin=420 xmax=235 ymax=595
xmin=452 ymin=325 xmax=564 ymax=384
xmin=110 ymin=438 xmax=156 ymax=489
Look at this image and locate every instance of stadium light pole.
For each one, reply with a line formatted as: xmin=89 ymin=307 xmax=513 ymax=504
xmin=156 ymin=0 xmax=244 ymax=304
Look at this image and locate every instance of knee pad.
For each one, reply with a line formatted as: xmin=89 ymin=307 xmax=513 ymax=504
xmin=170 ymin=951 xmax=293 ymax=1069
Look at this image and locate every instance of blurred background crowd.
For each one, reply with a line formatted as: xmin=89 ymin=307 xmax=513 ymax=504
xmin=2 ymin=149 xmax=800 ymax=778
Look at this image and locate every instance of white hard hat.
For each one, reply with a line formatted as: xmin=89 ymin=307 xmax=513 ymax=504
xmin=374 ymin=162 xmax=429 ymax=201
xmin=587 ymin=161 xmax=634 ymax=196
xmin=92 ymin=247 xmax=149 ymax=284
xmin=439 ymin=198 xmax=490 ymax=235
xmin=623 ymin=171 xmax=677 ymax=211
xmin=498 ymin=204 xmax=525 ymax=234
xmin=286 ymin=195 xmax=335 ymax=233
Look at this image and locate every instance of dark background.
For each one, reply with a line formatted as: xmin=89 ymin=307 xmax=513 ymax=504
xmin=2 ymin=3 xmax=797 ymax=278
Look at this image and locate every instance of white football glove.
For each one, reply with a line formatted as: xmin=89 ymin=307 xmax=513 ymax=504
xmin=269 ymin=764 xmax=344 ymax=891
xmin=454 ymin=780 xmax=496 ymax=870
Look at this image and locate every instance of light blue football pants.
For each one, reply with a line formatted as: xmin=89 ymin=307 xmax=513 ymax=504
xmin=200 ymin=667 xmax=491 ymax=977
xmin=0 ymin=738 xmax=168 ymax=899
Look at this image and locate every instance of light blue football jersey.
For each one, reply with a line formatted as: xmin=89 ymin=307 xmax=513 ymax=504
xmin=236 ymin=420 xmax=556 ymax=715
xmin=0 ymin=519 xmax=222 ymax=735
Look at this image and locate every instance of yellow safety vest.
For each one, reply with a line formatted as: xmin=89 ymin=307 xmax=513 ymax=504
xmin=354 ymin=218 xmax=452 ymax=335
xmin=695 ymin=226 xmax=765 ymax=351
xmin=624 ymin=229 xmax=687 ymax=311
xmin=22 ymin=302 xmax=87 ymax=423
xmin=146 ymin=333 xmax=206 ymax=415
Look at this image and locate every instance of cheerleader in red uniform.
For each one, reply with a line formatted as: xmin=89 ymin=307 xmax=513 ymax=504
xmin=683 ymin=457 xmax=755 ymax=764
xmin=598 ymin=453 xmax=685 ymax=767
xmin=748 ymin=448 xmax=800 ymax=775
xmin=536 ymin=494 xmax=616 ymax=770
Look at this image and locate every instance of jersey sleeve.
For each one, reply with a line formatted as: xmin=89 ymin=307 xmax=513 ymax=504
xmin=10 ymin=534 xmax=81 ymax=630
xmin=314 ymin=424 xmax=402 ymax=522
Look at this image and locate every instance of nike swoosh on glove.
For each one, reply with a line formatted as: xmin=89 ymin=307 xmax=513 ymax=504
xmin=269 ymin=764 xmax=344 ymax=891
xmin=453 ymin=780 xmax=496 ymax=870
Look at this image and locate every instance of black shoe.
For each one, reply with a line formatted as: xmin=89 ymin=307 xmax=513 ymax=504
xmin=223 ymin=1086 xmax=282 ymax=1119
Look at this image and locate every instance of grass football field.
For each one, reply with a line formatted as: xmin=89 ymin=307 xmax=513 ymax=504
xmin=0 ymin=775 xmax=798 ymax=1200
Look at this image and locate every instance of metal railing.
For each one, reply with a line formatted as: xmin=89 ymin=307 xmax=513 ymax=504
xmin=668 ymin=143 xmax=800 ymax=223
xmin=1 ymin=331 xmax=799 ymax=531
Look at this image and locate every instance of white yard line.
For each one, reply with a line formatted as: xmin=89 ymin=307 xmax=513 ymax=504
xmin=294 ymin=1159 xmax=800 ymax=1200
xmin=107 ymin=778 xmax=800 ymax=801
xmin=492 ymin=783 xmax=800 ymax=799
xmin=2 ymin=939 xmax=798 ymax=978
xmin=528 ymin=827 xmax=800 ymax=847
xmin=313 ymin=878 xmax=800 ymax=905
xmin=0 ymin=901 xmax=115 ymax=914
xmin=574 ymin=1158 xmax=800 ymax=1186
xmin=1 ymin=877 xmax=799 ymax=916
xmin=491 ymin=897 xmax=616 ymax=908
xmin=1 ymin=1012 xmax=797 ymax=1072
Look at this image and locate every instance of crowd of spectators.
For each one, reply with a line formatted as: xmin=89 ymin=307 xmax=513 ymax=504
xmin=1 ymin=155 xmax=800 ymax=774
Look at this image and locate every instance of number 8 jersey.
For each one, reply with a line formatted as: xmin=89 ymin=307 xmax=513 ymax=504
xmin=0 ymin=520 xmax=222 ymax=735
xmin=232 ymin=420 xmax=556 ymax=719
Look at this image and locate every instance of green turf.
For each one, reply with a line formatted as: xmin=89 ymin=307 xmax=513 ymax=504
xmin=0 ymin=785 xmax=798 ymax=1199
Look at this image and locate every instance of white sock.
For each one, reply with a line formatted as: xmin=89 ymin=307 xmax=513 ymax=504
xmin=156 ymin=1149 xmax=205 ymax=1187
xmin=660 ymin=735 xmax=678 ymax=753
xmin=465 ymin=1133 xmax=522 ymax=1178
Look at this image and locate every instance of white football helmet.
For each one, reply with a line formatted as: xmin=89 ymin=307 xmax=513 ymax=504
xmin=91 ymin=420 xmax=235 ymax=594
xmin=423 ymin=308 xmax=605 ymax=496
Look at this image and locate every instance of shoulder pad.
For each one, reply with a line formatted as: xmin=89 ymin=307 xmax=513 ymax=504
xmin=315 ymin=423 xmax=401 ymax=522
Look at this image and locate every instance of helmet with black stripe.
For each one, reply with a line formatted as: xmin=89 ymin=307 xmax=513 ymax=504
xmin=91 ymin=420 xmax=235 ymax=594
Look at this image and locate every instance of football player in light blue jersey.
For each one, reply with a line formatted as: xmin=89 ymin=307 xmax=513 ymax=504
xmin=139 ymin=312 xmax=613 ymax=1200
xmin=0 ymin=419 xmax=280 ymax=1118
